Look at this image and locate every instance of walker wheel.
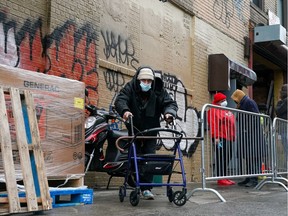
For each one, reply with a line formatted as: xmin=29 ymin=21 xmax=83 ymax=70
xmin=173 ymin=191 xmax=187 ymax=206
xmin=167 ymin=187 xmax=174 ymax=202
xmin=130 ymin=190 xmax=140 ymax=206
xmin=119 ymin=186 xmax=125 ymax=202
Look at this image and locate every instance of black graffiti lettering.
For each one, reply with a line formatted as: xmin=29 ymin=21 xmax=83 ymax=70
xmin=103 ymin=69 xmax=125 ymax=92
xmin=163 ymin=73 xmax=178 ymax=92
xmin=213 ymin=0 xmax=234 ymax=28
xmin=101 ymin=30 xmax=139 ymax=70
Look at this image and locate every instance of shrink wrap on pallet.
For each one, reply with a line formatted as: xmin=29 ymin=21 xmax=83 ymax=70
xmin=0 ymin=64 xmax=85 ymax=180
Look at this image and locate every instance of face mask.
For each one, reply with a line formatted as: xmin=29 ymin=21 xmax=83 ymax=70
xmin=140 ymin=82 xmax=151 ymax=92
xmin=220 ymin=101 xmax=227 ymax=107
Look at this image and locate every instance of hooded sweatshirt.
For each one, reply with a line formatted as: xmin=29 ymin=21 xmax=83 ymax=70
xmin=231 ymin=89 xmax=259 ymax=113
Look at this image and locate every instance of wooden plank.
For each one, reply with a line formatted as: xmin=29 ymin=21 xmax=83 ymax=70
xmin=9 ymin=88 xmax=38 ymax=212
xmin=0 ymin=87 xmax=21 ymax=213
xmin=0 ymin=197 xmax=42 ymax=203
xmin=24 ymin=90 xmax=52 ymax=210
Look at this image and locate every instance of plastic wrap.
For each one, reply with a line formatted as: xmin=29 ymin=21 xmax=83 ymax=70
xmin=0 ymin=64 xmax=85 ymax=179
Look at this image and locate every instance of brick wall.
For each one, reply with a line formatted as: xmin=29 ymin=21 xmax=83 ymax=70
xmin=192 ymin=0 xmax=250 ymax=44
xmin=0 ymin=0 xmax=100 ymax=104
xmin=0 ymin=0 xmax=259 ymax=187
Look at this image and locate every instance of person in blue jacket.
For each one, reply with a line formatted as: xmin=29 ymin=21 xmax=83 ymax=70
xmin=231 ymin=89 xmax=263 ymax=187
xmin=114 ymin=66 xmax=178 ymax=200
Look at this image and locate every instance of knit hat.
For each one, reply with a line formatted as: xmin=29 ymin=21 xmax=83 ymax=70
xmin=212 ymin=92 xmax=226 ymax=104
xmin=137 ymin=68 xmax=154 ymax=80
xmin=231 ymin=89 xmax=246 ymax=104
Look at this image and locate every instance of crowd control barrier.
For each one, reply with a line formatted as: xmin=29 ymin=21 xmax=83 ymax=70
xmin=256 ymin=117 xmax=288 ymax=190
xmin=187 ymin=104 xmax=288 ymax=202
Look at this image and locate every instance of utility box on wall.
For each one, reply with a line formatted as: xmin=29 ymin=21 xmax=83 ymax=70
xmin=254 ymin=24 xmax=287 ymax=45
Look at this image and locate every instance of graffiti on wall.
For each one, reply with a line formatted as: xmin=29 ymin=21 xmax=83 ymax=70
xmin=0 ymin=10 xmax=200 ymax=156
xmin=213 ymin=0 xmax=246 ymax=28
xmin=101 ymin=30 xmax=139 ymax=70
xmin=0 ymin=12 xmax=98 ymax=102
xmin=103 ymin=69 xmax=125 ymax=92
xmin=159 ymin=72 xmax=200 ymax=156
xmin=107 ymin=68 xmax=200 ymax=157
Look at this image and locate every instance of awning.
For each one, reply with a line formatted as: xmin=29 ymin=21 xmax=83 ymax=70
xmin=229 ymin=60 xmax=257 ymax=86
xmin=208 ymin=54 xmax=257 ymax=92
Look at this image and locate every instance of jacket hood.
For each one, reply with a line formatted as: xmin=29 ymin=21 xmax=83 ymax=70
xmin=132 ymin=66 xmax=156 ymax=92
xmin=231 ymin=89 xmax=246 ymax=104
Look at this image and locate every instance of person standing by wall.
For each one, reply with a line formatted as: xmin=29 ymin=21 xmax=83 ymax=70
xmin=114 ymin=66 xmax=178 ymax=200
xmin=276 ymin=84 xmax=287 ymax=120
xmin=275 ymin=84 xmax=288 ymax=161
xmin=231 ymin=89 xmax=263 ymax=187
xmin=207 ymin=92 xmax=236 ymax=185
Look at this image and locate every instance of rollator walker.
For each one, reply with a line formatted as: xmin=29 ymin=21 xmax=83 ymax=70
xmin=115 ymin=116 xmax=187 ymax=206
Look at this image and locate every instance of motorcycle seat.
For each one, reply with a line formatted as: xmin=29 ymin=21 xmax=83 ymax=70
xmin=110 ymin=129 xmax=128 ymax=138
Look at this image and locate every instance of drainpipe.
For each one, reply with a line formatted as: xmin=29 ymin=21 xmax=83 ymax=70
xmin=248 ymin=21 xmax=254 ymax=98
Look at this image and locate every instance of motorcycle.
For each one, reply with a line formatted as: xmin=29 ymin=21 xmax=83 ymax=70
xmin=84 ymin=89 xmax=134 ymax=189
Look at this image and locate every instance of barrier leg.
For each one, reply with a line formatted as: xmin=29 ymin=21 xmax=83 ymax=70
xmin=187 ymin=187 xmax=226 ymax=202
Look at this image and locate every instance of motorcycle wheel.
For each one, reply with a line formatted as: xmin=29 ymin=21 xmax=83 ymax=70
xmin=173 ymin=191 xmax=187 ymax=206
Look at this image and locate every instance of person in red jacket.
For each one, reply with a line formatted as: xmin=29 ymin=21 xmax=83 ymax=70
xmin=207 ymin=92 xmax=236 ymax=186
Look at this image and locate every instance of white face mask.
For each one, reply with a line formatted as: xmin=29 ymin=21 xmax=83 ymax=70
xmin=220 ymin=101 xmax=228 ymax=107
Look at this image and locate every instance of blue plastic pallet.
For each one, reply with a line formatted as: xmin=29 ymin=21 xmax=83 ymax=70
xmin=49 ymin=188 xmax=94 ymax=208
xmin=0 ymin=188 xmax=93 ymax=208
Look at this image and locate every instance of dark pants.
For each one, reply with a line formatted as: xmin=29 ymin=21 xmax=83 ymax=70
xmin=237 ymin=117 xmax=265 ymax=176
xmin=135 ymin=138 xmax=156 ymax=191
xmin=214 ymin=139 xmax=233 ymax=177
xmin=237 ymin=139 xmax=262 ymax=176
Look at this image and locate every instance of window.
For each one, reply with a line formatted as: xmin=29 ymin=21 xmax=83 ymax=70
xmin=252 ymin=0 xmax=263 ymax=10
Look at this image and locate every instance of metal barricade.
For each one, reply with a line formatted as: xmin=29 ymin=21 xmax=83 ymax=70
xmin=187 ymin=104 xmax=282 ymax=202
xmin=255 ymin=117 xmax=288 ymax=190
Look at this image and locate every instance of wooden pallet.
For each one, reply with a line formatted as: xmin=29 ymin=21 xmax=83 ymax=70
xmin=0 ymin=87 xmax=52 ymax=214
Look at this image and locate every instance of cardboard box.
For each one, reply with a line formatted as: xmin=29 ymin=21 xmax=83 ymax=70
xmin=0 ymin=64 xmax=85 ymax=178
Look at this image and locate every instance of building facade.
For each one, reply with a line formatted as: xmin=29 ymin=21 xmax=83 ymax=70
xmin=250 ymin=0 xmax=287 ymax=116
xmin=0 ymin=0 xmax=286 ymax=187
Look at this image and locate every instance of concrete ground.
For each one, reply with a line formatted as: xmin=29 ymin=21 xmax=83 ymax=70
xmin=27 ymin=180 xmax=287 ymax=216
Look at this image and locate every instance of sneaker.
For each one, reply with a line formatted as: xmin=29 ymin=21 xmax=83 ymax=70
xmin=245 ymin=181 xmax=258 ymax=187
xmin=217 ymin=179 xmax=233 ymax=186
xmin=142 ymin=190 xmax=154 ymax=200
xmin=238 ymin=178 xmax=250 ymax=186
xmin=226 ymin=179 xmax=236 ymax=185
xmin=245 ymin=177 xmax=258 ymax=188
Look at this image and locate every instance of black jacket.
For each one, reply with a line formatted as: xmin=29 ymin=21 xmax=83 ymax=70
xmin=276 ymin=98 xmax=287 ymax=120
xmin=114 ymin=67 xmax=178 ymax=134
